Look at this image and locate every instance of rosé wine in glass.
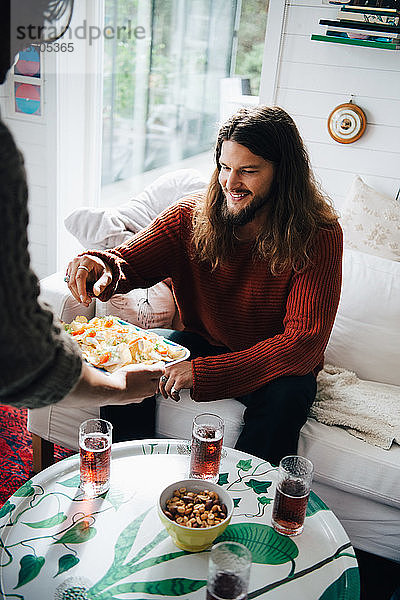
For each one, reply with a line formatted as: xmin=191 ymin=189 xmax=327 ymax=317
xmin=189 ymin=413 xmax=224 ymax=483
xmin=79 ymin=419 xmax=112 ymax=497
xmin=271 ymin=455 xmax=313 ymax=536
xmin=207 ymin=542 xmax=252 ymax=600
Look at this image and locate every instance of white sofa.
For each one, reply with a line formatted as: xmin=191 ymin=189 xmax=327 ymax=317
xmin=28 ymin=173 xmax=400 ymax=563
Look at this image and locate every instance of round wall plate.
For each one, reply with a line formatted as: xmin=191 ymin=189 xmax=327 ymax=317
xmin=327 ymin=102 xmax=367 ymax=144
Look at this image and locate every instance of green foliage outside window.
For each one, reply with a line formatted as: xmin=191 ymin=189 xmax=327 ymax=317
xmin=235 ymin=0 xmax=269 ymax=95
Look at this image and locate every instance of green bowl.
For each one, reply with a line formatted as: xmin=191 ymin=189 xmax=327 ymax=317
xmin=158 ymin=478 xmax=234 ymax=552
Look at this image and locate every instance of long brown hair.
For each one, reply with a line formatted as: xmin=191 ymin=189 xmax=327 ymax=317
xmin=192 ymin=105 xmax=338 ymax=274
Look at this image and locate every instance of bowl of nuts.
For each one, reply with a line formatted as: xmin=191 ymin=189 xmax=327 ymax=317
xmin=157 ymin=479 xmax=234 ymax=552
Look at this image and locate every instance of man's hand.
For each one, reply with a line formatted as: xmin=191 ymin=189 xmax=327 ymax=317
xmin=114 ymin=362 xmax=165 ymax=403
xmin=65 ymin=254 xmax=113 ymax=306
xmin=159 ymin=360 xmax=193 ymax=401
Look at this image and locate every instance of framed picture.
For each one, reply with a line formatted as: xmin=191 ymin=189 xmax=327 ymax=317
xmin=7 ymin=44 xmax=44 ymax=121
xmin=14 ymin=46 xmax=41 ymax=78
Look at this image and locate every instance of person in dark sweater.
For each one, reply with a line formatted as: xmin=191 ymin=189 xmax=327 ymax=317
xmin=0 ymin=1 xmax=164 ymax=409
xmin=67 ymin=105 xmax=343 ymax=464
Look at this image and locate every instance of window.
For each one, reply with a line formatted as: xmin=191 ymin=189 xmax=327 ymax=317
xmin=101 ymin=0 xmax=268 ymax=191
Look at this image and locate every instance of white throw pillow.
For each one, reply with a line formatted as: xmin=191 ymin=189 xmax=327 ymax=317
xmin=340 ymin=176 xmax=400 ymax=261
xmin=95 ymin=281 xmax=177 ymax=330
xmin=325 ymin=249 xmax=400 ymax=387
xmin=65 ymin=169 xmax=207 ymax=250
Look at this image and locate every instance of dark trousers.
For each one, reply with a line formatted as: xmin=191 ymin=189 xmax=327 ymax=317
xmin=101 ymin=330 xmax=316 ymax=466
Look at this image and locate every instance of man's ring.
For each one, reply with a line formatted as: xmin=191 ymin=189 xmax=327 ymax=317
xmin=77 ymin=266 xmax=90 ymax=272
xmin=160 ymin=375 xmax=168 ymax=384
xmin=64 ymin=275 xmax=70 ymax=283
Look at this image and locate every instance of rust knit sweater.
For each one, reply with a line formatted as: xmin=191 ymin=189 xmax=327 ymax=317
xmin=88 ymin=197 xmax=343 ymax=403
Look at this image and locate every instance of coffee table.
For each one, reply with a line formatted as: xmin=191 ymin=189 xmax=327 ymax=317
xmin=0 ymin=440 xmax=359 ymax=599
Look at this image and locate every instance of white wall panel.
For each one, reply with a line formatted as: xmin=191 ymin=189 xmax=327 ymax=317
xmin=314 ymin=167 xmax=399 ymax=206
xmin=28 ymin=242 xmax=47 ymax=266
xmin=276 ymin=88 xmax=400 ymax=127
xmin=285 ymin=5 xmax=337 ymax=34
xmin=308 ymin=141 xmax=399 ymax=179
xmin=279 ymin=62 xmax=400 ymax=99
xmin=295 ymin=115 xmax=400 ymax=154
xmin=24 ymin=164 xmax=47 ymax=189
xmin=29 ymin=185 xmax=47 ymax=207
xmin=29 ymin=204 xmax=48 ymax=227
xmin=281 ymin=33 xmax=400 ymax=72
xmin=261 ymin=0 xmax=400 ymax=215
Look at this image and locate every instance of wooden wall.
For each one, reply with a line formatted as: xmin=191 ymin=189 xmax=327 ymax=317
xmin=262 ymin=0 xmax=400 ymax=211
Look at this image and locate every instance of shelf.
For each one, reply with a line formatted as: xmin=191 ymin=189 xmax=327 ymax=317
xmin=311 ymin=34 xmax=400 ymax=50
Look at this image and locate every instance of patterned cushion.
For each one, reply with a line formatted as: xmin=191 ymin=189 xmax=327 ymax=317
xmin=96 ymin=281 xmax=177 ymax=329
xmin=340 ymin=176 xmax=400 ymax=261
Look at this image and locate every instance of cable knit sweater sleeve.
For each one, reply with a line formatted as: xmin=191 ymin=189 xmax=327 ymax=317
xmin=0 ymin=121 xmax=82 ymax=409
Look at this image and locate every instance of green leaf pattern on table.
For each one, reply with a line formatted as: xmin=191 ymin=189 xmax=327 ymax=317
xmin=318 ymin=567 xmax=360 ymax=599
xmin=14 ymin=555 xmax=45 ymax=588
xmin=58 ymin=474 xmax=81 ymax=488
xmin=217 ymin=472 xmax=229 ymax=485
xmin=99 ymin=488 xmax=129 ymax=511
xmin=23 ymin=512 xmax=67 ymax=529
xmin=13 ymin=481 xmax=35 ymax=497
xmin=0 ymin=500 xmax=15 ymax=518
xmin=54 ymin=554 xmax=80 ymax=577
xmin=245 ymin=479 xmax=272 ymax=494
xmin=111 ymin=508 xmax=151 ymax=565
xmin=217 ymin=523 xmax=299 ymax=565
xmin=233 ymin=498 xmax=242 ymax=507
xmin=53 ymin=521 xmax=97 ymax=545
xmin=96 ymin=578 xmax=207 ymax=597
xmin=237 ymin=459 xmax=253 ymax=471
xmin=307 ymin=490 xmax=329 ymax=516
xmin=257 ymin=496 xmax=272 ymax=505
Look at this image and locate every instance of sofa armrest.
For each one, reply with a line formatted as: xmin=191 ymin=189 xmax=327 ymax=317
xmin=39 ymin=271 xmax=95 ymax=322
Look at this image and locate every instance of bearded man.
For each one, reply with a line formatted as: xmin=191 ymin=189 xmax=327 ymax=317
xmin=67 ymin=105 xmax=343 ymax=465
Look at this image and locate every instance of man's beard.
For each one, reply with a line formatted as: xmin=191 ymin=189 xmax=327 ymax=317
xmin=219 ymin=191 xmax=268 ymax=227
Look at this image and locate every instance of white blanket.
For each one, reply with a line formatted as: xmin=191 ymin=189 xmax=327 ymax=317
xmin=312 ymin=364 xmax=400 ymax=449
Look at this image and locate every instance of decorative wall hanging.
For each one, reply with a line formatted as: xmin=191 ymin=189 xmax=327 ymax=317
xmin=327 ymin=101 xmax=367 ymax=144
xmin=7 ymin=44 xmax=44 ymax=121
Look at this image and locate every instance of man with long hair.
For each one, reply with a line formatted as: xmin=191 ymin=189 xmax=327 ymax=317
xmin=67 ymin=105 xmax=343 ymax=464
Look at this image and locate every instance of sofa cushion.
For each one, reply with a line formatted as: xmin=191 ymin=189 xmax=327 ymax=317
xmin=64 ymin=169 xmax=207 ymax=250
xmin=298 ymin=418 xmax=400 ymax=561
xmin=95 ymin=281 xmax=177 ymax=329
xmin=299 ymin=418 xmax=400 ymax=510
xmin=340 ymin=176 xmax=400 ymax=261
xmin=156 ymin=390 xmax=245 ymax=449
xmin=325 ymin=249 xmax=400 ymax=386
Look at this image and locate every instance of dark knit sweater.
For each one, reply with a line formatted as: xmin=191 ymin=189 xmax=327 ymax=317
xmin=0 ymin=120 xmax=82 ymax=408
xmin=88 ymin=197 xmax=343 ymax=403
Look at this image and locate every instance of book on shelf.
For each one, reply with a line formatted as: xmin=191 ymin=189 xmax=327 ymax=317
xmin=326 ymin=27 xmax=399 ymax=41
xmin=332 ymin=3 xmax=399 ymax=13
xmin=311 ymin=33 xmax=400 ymax=49
xmin=320 ymin=18 xmax=400 ymax=33
xmin=337 ymin=10 xmax=399 ymax=24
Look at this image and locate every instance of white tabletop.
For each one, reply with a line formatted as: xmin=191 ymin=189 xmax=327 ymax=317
xmin=0 ymin=440 xmax=359 ymax=599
